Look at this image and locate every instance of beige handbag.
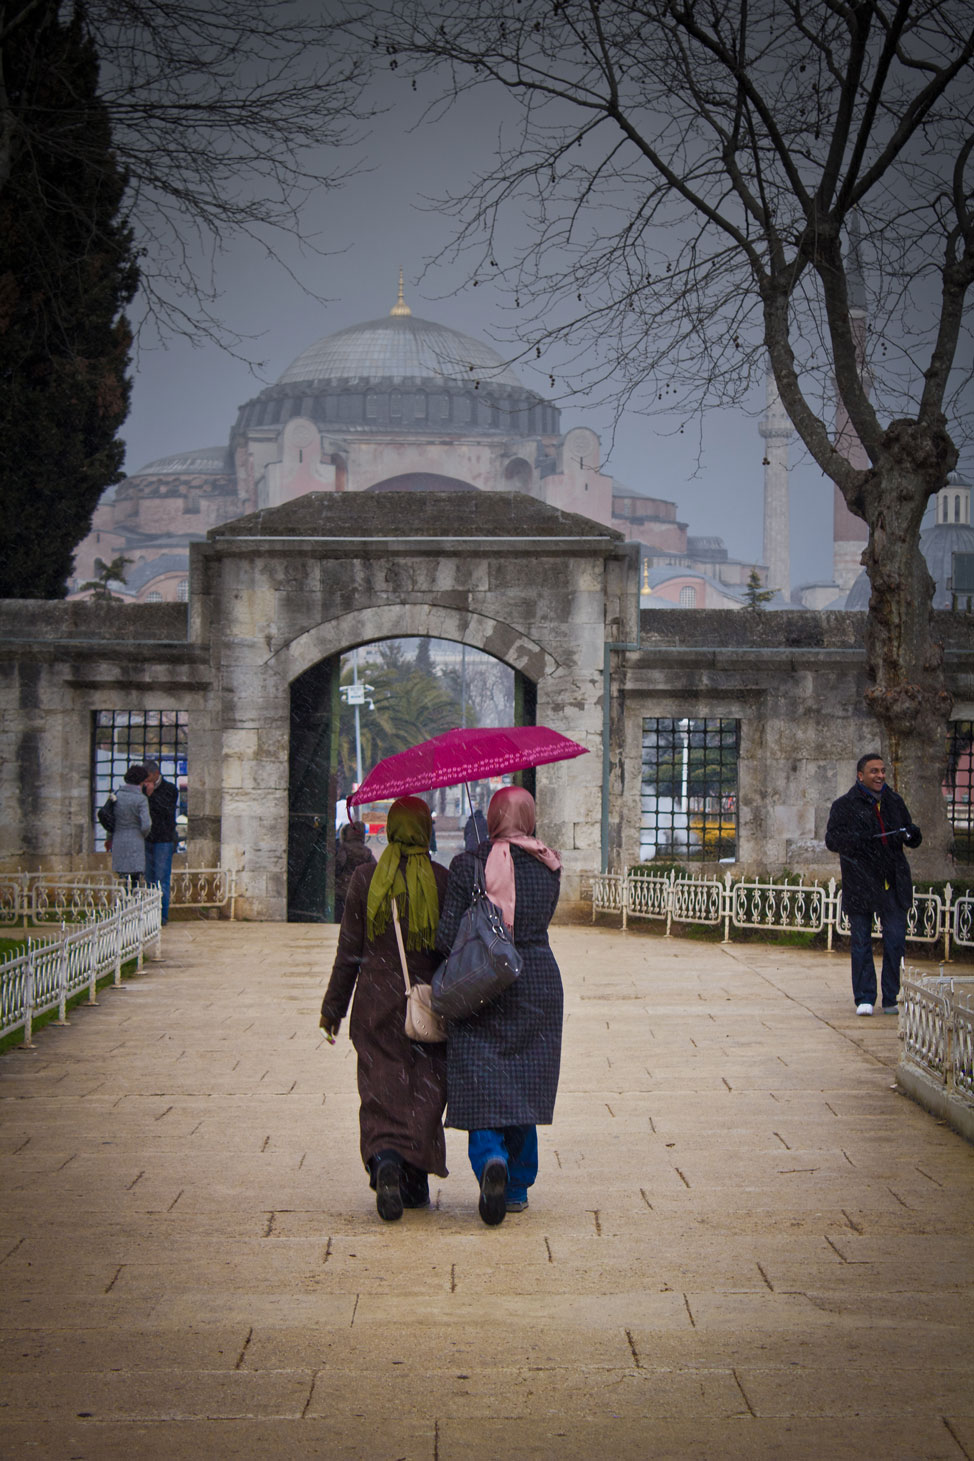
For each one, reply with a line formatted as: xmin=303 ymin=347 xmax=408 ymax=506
xmin=391 ymin=897 xmax=447 ymax=1043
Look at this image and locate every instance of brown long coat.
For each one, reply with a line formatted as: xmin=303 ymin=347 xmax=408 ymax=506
xmin=320 ymin=857 xmax=450 ymax=1177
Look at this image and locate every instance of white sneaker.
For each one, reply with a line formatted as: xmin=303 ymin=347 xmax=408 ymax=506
xmin=856 ymin=1003 xmax=874 ymax=1016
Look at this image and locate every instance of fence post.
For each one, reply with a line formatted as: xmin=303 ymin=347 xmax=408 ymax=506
xmin=57 ymin=923 xmax=70 ymax=1025
xmin=826 ymin=878 xmax=836 ymax=951
xmin=664 ymin=869 xmax=674 ymax=938
xmin=722 ymin=871 xmax=732 ymax=943
xmin=622 ymin=874 xmax=629 ymax=932
xmin=229 ymin=871 xmax=237 ymax=922
xmin=87 ymin=910 xmax=99 ymax=1005
xmin=943 ymin=883 xmax=952 ymax=965
xmin=23 ymin=941 xmax=35 ymax=1048
xmin=113 ymin=900 xmax=125 ymax=986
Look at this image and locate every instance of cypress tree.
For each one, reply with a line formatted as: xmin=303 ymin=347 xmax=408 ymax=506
xmin=0 ymin=2 xmax=138 ymax=599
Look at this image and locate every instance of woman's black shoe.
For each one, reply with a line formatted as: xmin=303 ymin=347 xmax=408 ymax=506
xmin=376 ymin=1159 xmax=404 ymax=1221
xmin=478 ymin=1158 xmax=508 ymax=1226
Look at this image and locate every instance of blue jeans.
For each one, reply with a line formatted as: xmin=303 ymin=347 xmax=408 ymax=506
xmin=145 ymin=841 xmax=175 ymax=923
xmin=468 ymin=1126 xmax=539 ymax=1205
xmin=848 ymin=889 xmax=907 ymax=1008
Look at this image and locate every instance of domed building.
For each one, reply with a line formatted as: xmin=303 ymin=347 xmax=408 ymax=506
xmin=69 ymin=447 xmax=236 ymax=601
xmin=70 ymin=278 xmax=767 ymax=601
xmin=228 ymin=275 xmax=609 ymax=518
xmin=844 ymin=474 xmax=974 ymax=611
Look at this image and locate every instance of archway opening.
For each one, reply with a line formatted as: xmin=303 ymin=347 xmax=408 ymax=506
xmin=287 ymin=637 xmax=536 ymax=922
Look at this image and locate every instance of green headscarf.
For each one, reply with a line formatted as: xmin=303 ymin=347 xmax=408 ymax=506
xmin=365 ymin=796 xmax=440 ymax=951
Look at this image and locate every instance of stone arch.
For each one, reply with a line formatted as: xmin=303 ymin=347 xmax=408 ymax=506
xmin=282 ymin=611 xmax=552 ymax=922
xmin=271 ymin=604 xmax=559 ymax=689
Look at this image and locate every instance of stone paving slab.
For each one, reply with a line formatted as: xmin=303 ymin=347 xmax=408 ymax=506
xmin=1 ymin=923 xmax=972 ymax=1460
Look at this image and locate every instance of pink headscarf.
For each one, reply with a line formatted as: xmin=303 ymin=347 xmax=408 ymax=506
xmin=483 ymin=786 xmax=561 ymax=929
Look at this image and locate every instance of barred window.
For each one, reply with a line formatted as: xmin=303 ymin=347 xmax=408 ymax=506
xmin=177 ymin=579 xmax=189 ymax=602
xmin=92 ymin=710 xmax=188 ymax=851
xmin=679 ymin=585 xmax=696 ymax=608
xmin=640 ymin=717 xmax=739 ymax=862
xmin=946 ymin=720 xmax=974 ymax=864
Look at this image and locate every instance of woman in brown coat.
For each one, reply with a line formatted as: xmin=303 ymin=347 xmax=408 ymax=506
xmin=320 ymin=796 xmax=449 ymax=1221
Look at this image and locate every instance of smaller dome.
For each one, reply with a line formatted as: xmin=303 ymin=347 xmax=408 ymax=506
xmin=129 ymin=447 xmax=231 ymax=476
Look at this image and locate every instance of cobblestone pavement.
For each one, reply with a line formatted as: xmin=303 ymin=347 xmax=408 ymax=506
xmin=1 ymin=923 xmax=972 ymax=1460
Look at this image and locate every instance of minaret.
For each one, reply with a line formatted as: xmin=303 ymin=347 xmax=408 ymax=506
xmin=759 ymin=364 xmax=793 ymax=599
xmin=832 ymin=215 xmax=871 ymax=591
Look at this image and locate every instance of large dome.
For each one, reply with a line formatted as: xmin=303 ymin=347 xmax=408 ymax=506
xmin=231 ymin=282 xmax=559 ymax=439
xmin=278 ymin=314 xmax=523 ymax=389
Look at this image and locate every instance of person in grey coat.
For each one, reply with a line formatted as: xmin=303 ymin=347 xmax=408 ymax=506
xmin=110 ymin=764 xmax=152 ymax=883
xmin=436 ymin=786 xmax=562 ymax=1226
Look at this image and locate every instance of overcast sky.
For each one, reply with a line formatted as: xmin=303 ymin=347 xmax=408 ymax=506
xmin=120 ymin=70 xmax=960 ymax=591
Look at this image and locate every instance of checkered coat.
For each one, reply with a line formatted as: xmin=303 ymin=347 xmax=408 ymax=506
xmin=436 ymin=844 xmax=562 ymax=1130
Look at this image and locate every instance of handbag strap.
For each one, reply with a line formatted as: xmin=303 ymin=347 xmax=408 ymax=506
xmin=390 ymin=897 xmax=413 ymax=993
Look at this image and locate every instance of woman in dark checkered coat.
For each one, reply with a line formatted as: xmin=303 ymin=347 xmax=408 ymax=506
xmin=435 ymin=786 xmax=562 ymax=1225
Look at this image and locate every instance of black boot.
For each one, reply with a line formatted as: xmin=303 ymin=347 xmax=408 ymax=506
xmin=375 ymin=1159 xmax=404 ymax=1222
xmin=478 ymin=1158 xmax=508 ymax=1226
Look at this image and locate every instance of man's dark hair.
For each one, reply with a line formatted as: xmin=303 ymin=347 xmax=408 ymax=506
xmin=143 ymin=760 xmax=161 ymax=776
xmin=857 ymin=752 xmax=884 ymax=775
xmin=124 ymin=763 xmax=147 ymax=784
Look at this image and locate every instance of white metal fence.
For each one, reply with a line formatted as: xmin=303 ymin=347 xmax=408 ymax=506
xmin=589 ymin=870 xmax=974 ymax=962
xmin=0 ymin=887 xmax=163 ymax=1048
xmin=900 ymin=968 xmax=974 ymax=1104
xmin=0 ymin=869 xmax=236 ymax=929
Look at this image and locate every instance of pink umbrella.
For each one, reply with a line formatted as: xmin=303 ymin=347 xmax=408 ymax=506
xmin=346 ymin=725 xmax=588 ymax=815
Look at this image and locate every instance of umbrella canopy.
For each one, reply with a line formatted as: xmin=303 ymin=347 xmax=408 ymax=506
xmin=347 ymin=725 xmax=588 ymax=812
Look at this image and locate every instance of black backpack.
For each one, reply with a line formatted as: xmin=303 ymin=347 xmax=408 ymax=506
xmin=97 ymin=795 xmax=116 ymax=834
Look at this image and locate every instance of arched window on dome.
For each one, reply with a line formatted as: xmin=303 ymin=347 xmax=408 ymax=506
xmin=146 ymin=591 xmax=163 ymax=603
xmin=389 ymin=391 xmax=402 ymax=418
xmin=942 ymin=496 xmax=949 ymax=523
xmin=433 ymin=394 xmax=450 ymax=421
xmin=679 ymin=585 xmax=697 ymax=608
xmin=177 ymin=579 xmax=189 ymax=602
xmin=366 ymin=393 xmax=378 ymax=420
xmin=956 ymin=494 xmax=962 ymax=523
xmin=455 ymin=395 xmax=472 ymax=423
xmin=412 ymin=391 xmax=427 ymax=420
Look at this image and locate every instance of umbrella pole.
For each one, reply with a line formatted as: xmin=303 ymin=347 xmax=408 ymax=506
xmin=463 ymin=782 xmax=475 ymax=820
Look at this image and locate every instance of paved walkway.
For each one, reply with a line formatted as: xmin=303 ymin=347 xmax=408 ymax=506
xmin=1 ymin=924 xmax=972 ymax=1460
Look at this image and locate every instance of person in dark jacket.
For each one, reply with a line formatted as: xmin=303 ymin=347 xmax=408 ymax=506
xmin=463 ymin=807 xmax=488 ymax=851
xmin=143 ymin=760 xmax=179 ymax=924
xmin=320 ymin=797 xmax=449 ymax=1222
xmin=825 ymin=753 xmax=922 ymax=1016
xmin=334 ymin=819 xmax=376 ymax=924
xmin=437 ymin=786 xmax=562 ymax=1226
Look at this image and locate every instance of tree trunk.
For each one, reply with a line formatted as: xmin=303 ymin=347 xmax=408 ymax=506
xmin=860 ymin=419 xmax=955 ymax=877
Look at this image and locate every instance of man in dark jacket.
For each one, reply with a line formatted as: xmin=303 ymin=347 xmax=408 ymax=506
xmin=825 ymin=753 xmax=922 ymax=1016
xmin=143 ymin=760 xmax=179 ymax=925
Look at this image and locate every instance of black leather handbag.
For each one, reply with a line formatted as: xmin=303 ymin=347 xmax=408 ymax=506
xmin=431 ymin=877 xmax=522 ymax=1019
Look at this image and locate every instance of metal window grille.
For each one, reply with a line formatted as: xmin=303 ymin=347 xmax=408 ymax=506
xmin=92 ymin=710 xmax=188 ymax=851
xmin=946 ymin=720 xmax=974 ymax=864
xmin=640 ymin=717 xmax=739 ymax=863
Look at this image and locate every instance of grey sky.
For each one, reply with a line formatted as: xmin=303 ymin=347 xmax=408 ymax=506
xmin=120 ymin=68 xmax=939 ymax=592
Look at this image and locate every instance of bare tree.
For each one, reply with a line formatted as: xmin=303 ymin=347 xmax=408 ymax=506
xmin=343 ymin=0 xmax=974 ymax=866
xmin=1 ymin=0 xmax=372 ymax=349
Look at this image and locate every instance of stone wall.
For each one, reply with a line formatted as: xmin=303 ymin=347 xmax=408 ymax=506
xmin=3 ymin=515 xmax=972 ymax=915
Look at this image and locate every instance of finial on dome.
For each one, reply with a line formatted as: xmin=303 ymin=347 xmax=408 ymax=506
xmin=390 ymin=268 xmax=412 ymax=317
